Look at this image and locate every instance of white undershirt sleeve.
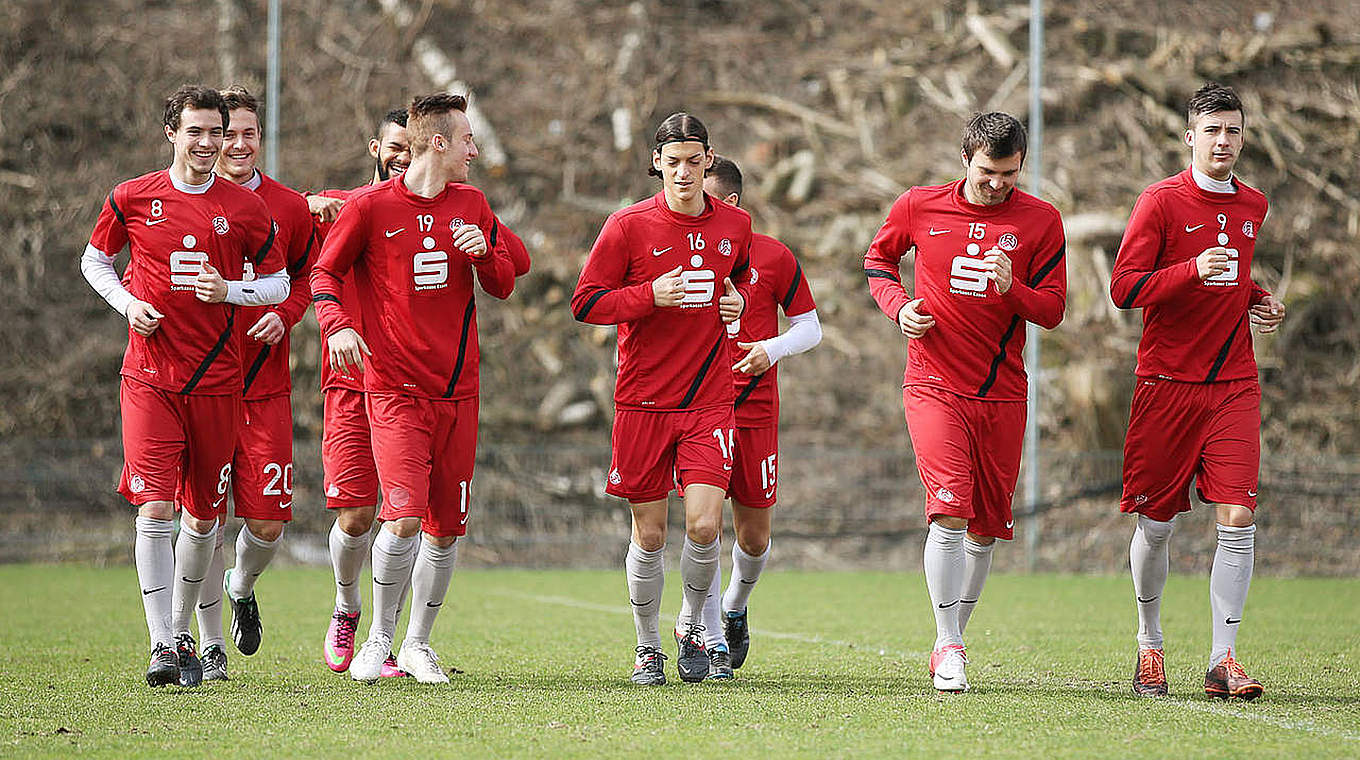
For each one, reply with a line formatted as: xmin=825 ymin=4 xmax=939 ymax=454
xmin=759 ymin=309 xmax=822 ymax=366
xmin=225 ymin=268 xmax=290 ymax=307
xmin=81 ymin=244 xmax=137 ymax=316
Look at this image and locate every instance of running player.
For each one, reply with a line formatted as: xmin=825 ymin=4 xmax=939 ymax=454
xmin=187 ymin=86 xmax=316 ymax=681
xmin=312 ymin=93 xmax=516 ymax=684
xmin=81 ymin=84 xmax=286 ymax=687
xmin=691 ymin=156 xmax=820 ymax=679
xmin=1111 ymin=82 xmax=1284 ymax=700
xmin=571 ymin=113 xmax=751 ymax=685
xmin=864 ymin=112 xmax=1067 ymax=692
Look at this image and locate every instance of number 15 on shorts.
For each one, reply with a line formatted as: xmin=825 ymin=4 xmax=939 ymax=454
xmin=713 ymin=427 xmax=735 ymax=470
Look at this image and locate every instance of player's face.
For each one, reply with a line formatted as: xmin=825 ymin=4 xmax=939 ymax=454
xmin=216 ymin=108 xmax=261 ymax=182
xmin=701 ymin=176 xmax=739 ymax=207
xmin=369 ymin=122 xmax=411 ymax=181
xmin=166 ymin=107 xmax=225 ymax=179
xmin=654 ymin=141 xmax=712 ymax=208
xmin=962 ymin=149 xmax=1022 ymax=206
xmin=439 ymin=111 xmax=478 ymax=183
xmin=1185 ymin=109 xmax=1243 ymax=181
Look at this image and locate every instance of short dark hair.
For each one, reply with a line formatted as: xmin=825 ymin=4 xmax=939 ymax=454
xmin=649 ymin=112 xmax=709 ymax=177
xmin=163 ymin=84 xmax=229 ymax=131
xmin=960 ymin=112 xmax=1026 ymax=162
xmin=219 ymin=85 xmax=260 ymax=116
xmin=707 ymin=155 xmax=743 ymax=198
xmin=406 ymin=94 xmax=468 ymax=156
xmin=379 ymin=108 xmax=408 ymax=136
xmin=1187 ymin=82 xmax=1244 ymax=126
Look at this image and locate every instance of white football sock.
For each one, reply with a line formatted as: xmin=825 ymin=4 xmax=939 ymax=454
xmin=403 ymin=539 xmax=458 ymax=646
xmin=625 ymin=541 xmax=665 ymax=649
xmin=1209 ymin=523 xmax=1255 ymax=667
xmin=195 ymin=524 xmax=227 ymax=648
xmin=924 ymin=522 xmax=967 ymax=650
xmin=368 ymin=529 xmax=417 ymax=642
xmin=172 ymin=522 xmax=217 ymax=636
xmin=722 ymin=540 xmax=770 ymax=614
xmin=228 ymin=524 xmax=284 ymax=600
xmin=1130 ymin=515 xmax=1176 ymax=650
xmin=699 ymin=557 xmax=726 ymax=649
xmin=678 ymin=537 xmax=720 ymax=633
xmin=957 ymin=537 xmax=994 ymax=634
xmin=330 ymin=522 xmax=369 ymax=614
xmin=135 ymin=516 xmax=175 ymax=648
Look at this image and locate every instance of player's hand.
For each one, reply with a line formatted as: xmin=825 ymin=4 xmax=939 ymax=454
xmin=247 ymin=311 xmax=286 ymax=345
xmin=652 ymin=265 xmax=684 ymax=307
xmin=327 ymin=327 xmax=371 ymax=374
xmin=897 ymin=297 xmax=935 ymax=339
xmin=718 ymin=277 xmax=744 ymax=323
xmin=307 ymin=194 xmax=345 ymax=223
xmin=195 ymin=262 xmax=228 ymax=303
xmin=453 ymin=223 xmax=488 ymax=261
xmin=126 ymin=300 xmax=164 ymax=337
xmin=1196 ymin=246 xmax=1231 ymax=279
xmin=982 ymin=249 xmax=1013 ymax=295
xmin=1249 ymin=294 xmax=1286 ymax=334
xmin=732 ymin=340 xmax=771 ymax=375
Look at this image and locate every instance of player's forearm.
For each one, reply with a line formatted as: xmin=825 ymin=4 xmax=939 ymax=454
xmin=225 ymin=268 xmax=290 ymax=306
xmin=1110 ymin=259 xmax=1199 ymax=309
xmin=1002 ymin=283 xmax=1065 ymax=329
xmin=309 ymin=268 xmax=355 ymax=336
xmin=1249 ymin=280 xmax=1271 ymax=306
xmin=272 ymin=273 xmax=313 ymax=327
xmin=502 ymin=225 xmax=531 ymax=277
xmin=762 ymin=309 xmax=822 ymax=365
xmin=571 ymin=282 xmax=655 ymax=324
xmin=474 ymin=252 xmax=516 ymax=300
xmin=865 ymin=268 xmax=910 ymax=322
xmin=81 ymin=244 xmax=137 ymax=316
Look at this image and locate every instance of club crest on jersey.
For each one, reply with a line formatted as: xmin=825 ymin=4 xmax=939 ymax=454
xmin=1242 ymin=220 xmax=1255 ymax=239
xmin=450 ymin=217 xmax=464 ymax=231
xmin=998 ymin=233 xmax=1018 ymax=252
xmin=129 ymin=474 xmax=145 ymax=494
xmin=935 ymin=487 xmax=956 ymax=504
xmin=718 ymin=238 xmax=732 ymax=257
xmin=212 ymin=216 xmax=229 ymax=235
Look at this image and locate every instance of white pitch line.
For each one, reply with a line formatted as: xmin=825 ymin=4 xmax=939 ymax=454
xmin=1171 ymin=697 xmax=1360 ymax=742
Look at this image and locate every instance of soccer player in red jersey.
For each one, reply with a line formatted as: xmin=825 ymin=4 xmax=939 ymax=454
xmin=80 ymin=84 xmax=286 ymax=687
xmin=1111 ymin=82 xmax=1284 ymax=700
xmin=690 ymin=156 xmax=820 ymax=679
xmin=864 ymin=112 xmax=1066 ymax=692
xmin=176 ymin=87 xmax=315 ymax=681
xmin=311 ymin=93 xmax=516 ymax=684
xmin=571 ymin=113 xmax=751 ymax=685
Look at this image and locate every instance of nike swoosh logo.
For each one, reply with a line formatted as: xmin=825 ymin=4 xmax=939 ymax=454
xmin=651 ymin=246 xmax=672 ymax=256
xmin=928 ymin=228 xmax=950 ymax=236
xmin=1136 ymin=596 xmax=1159 ymax=604
xmin=739 ymin=579 xmax=757 ymax=586
xmin=385 ymin=228 xmax=405 ymax=238
xmin=211 ymin=497 xmax=226 ymax=510
xmin=181 ymin=576 xmax=205 ymax=584
xmin=425 ymin=601 xmax=443 ymax=608
xmin=145 ymin=218 xmax=168 ymax=226
xmin=374 ymin=579 xmax=397 ymax=586
xmin=685 ymin=583 xmax=707 ymax=593
xmin=1247 ymin=490 xmax=1257 ymax=497
xmin=937 ymin=599 xmax=960 ymax=609
xmin=198 ymin=600 xmax=220 ymax=610
xmin=1005 ymin=521 xmax=1014 ymax=529
xmin=326 ymin=648 xmax=346 ymax=667
xmin=142 ymin=586 xmax=166 ymax=596
xmin=1185 ymin=224 xmax=1204 ymax=232
xmin=279 ymin=501 xmax=292 ymax=509
xmin=337 ymin=580 xmax=353 ymax=588
xmin=722 ymin=464 xmax=733 ymax=471
xmin=1225 ymin=617 xmax=1241 ymax=625
xmin=629 ymin=598 xmax=655 ymax=607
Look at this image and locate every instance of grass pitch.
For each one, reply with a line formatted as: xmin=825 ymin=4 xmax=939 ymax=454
xmin=1 ymin=564 xmax=1356 ymax=759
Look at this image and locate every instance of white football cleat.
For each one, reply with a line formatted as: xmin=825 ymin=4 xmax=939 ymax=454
xmin=930 ymin=644 xmax=970 ymax=693
xmin=349 ymin=636 xmax=391 ymax=683
xmin=396 ymin=641 xmax=450 ymax=684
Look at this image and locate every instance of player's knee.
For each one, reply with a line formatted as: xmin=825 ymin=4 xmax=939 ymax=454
xmin=337 ymin=507 xmax=376 ymax=536
xmin=136 ymin=501 xmax=175 ymax=521
xmin=1137 ymin=514 xmax=1176 ymax=546
xmin=424 ymin=532 xmax=456 ymax=548
xmin=384 ymin=516 xmax=422 ymax=538
xmin=966 ymin=532 xmax=996 ymax=547
xmin=687 ymin=522 xmax=719 ymax=546
xmin=1215 ymin=503 xmax=1254 ymax=528
xmin=182 ymin=513 xmax=218 ymax=535
xmin=246 ymin=519 xmax=285 ymax=543
xmin=931 ymin=514 xmax=968 ymax=531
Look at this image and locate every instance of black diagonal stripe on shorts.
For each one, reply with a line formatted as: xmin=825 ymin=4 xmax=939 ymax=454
xmin=780 ymin=259 xmax=805 ymax=311
xmin=1119 ymin=272 xmax=1155 ymax=309
xmin=733 ymin=372 xmax=766 ymax=408
xmin=108 ymin=191 xmax=125 ymax=225
xmin=443 ymin=297 xmax=478 ymax=398
xmin=864 ymin=268 xmax=900 ymax=283
xmin=253 ymin=222 xmax=277 ymax=266
xmin=678 ymin=335 xmax=726 ymax=409
xmin=573 ymin=288 xmax=609 ymax=321
xmin=975 ymin=315 xmax=1023 ymax=398
xmin=1027 ymin=243 xmax=1066 ymax=287
xmin=181 ymin=308 xmax=236 ymax=394
xmin=1204 ymin=313 xmax=1246 ymax=383
xmin=242 ymin=344 xmax=271 ymax=394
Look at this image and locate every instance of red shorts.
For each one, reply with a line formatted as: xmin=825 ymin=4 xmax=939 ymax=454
xmin=1120 ymin=377 xmax=1260 ymax=520
xmin=904 ymin=385 xmax=1025 ymax=540
xmin=727 ymin=425 xmax=779 ymax=508
xmin=367 ymin=392 xmax=478 ymax=538
xmin=608 ymin=406 xmax=735 ymax=503
xmin=118 ymin=377 xmax=240 ymax=522
xmin=231 ymin=395 xmax=294 ymax=521
xmin=322 ymin=387 xmax=379 ymax=509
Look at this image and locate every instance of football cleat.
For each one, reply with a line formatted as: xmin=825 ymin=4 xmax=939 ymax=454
xmin=1133 ymin=647 xmax=1167 ymax=697
xmin=674 ymin=623 xmax=710 ymax=683
xmin=201 ymin=644 xmax=229 ymax=682
xmin=1204 ymin=651 xmax=1263 ymax=700
xmin=175 ymin=633 xmax=203 ymax=688
xmin=224 ymin=569 xmax=263 ymax=656
xmin=631 ymin=645 xmax=667 ymax=686
xmin=707 ymin=644 xmax=734 ymax=681
xmin=723 ymin=608 xmax=751 ymax=669
xmin=325 ymin=609 xmax=361 ymax=673
xmin=929 ymin=643 xmax=969 ymax=693
xmin=380 ymin=653 xmax=409 ymax=678
xmin=145 ymin=643 xmax=179 ymax=688
xmin=396 ymin=641 xmax=449 ymax=684
xmin=349 ymin=637 xmax=391 ymax=683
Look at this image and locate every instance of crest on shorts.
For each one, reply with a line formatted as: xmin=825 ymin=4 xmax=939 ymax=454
xmin=212 ymin=216 xmax=230 ymax=235
xmin=608 ymin=468 xmax=622 ymax=486
xmin=1134 ymin=494 xmax=1148 ymax=505
xmin=935 ymin=487 xmax=956 ymax=504
xmin=719 ymin=238 xmax=732 ymax=256
xmin=1242 ymin=220 xmax=1255 ymax=239
xmin=325 ymin=483 xmax=340 ymax=498
xmin=129 ymin=474 xmax=145 ymax=494
xmin=450 ymin=218 xmax=464 ymax=231
xmin=997 ymin=233 xmax=1018 ymax=252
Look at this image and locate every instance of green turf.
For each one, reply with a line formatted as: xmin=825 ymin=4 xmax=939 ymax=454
xmin=1 ymin=565 xmax=1356 ymax=759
